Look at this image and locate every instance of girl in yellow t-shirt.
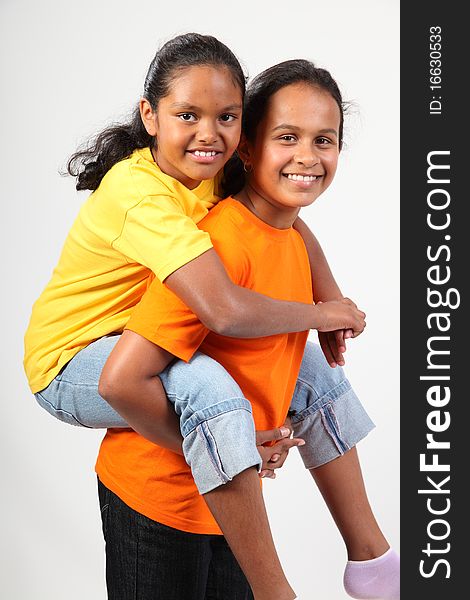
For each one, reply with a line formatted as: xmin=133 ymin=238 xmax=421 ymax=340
xmin=23 ymin=33 xmax=389 ymax=598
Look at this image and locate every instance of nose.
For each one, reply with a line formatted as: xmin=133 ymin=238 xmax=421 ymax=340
xmin=294 ymin=144 xmax=319 ymax=168
xmin=197 ymin=118 xmax=218 ymax=144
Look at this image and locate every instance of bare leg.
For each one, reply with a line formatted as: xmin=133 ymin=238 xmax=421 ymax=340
xmin=310 ymin=446 xmax=389 ymax=560
xmin=204 ymin=467 xmax=296 ymax=600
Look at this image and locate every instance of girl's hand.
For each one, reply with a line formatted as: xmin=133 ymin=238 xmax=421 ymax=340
xmin=318 ymin=329 xmax=352 ymax=368
xmin=314 ymin=298 xmax=366 ymax=338
xmin=255 ymin=420 xmax=305 ymax=479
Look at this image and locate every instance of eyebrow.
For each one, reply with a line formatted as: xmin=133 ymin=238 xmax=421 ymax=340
xmin=272 ymin=124 xmax=338 ymax=137
xmin=169 ymin=102 xmax=242 ymax=111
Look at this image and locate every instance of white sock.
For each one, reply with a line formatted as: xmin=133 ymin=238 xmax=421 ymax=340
xmin=343 ymin=548 xmax=400 ymax=599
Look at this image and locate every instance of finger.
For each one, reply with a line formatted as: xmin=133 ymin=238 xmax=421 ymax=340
xmin=256 ymin=447 xmax=273 ymax=470
xmin=256 ymin=426 xmax=291 ymax=446
xmin=268 ymin=437 xmax=304 ymax=468
xmin=269 ymin=452 xmax=288 ymax=469
xmin=344 ymin=297 xmax=359 ymax=310
xmin=333 ymin=331 xmax=346 ymax=364
xmin=260 ymin=469 xmax=276 ymax=479
xmin=319 ymin=333 xmax=336 ymax=367
xmin=344 ymin=329 xmax=354 ymax=339
xmin=267 ymin=438 xmax=305 ymax=470
xmin=351 ymin=316 xmax=366 ymax=337
xmin=257 ymin=445 xmax=290 ymax=470
xmin=273 ymin=437 xmax=305 ymax=453
xmin=263 ymin=437 xmax=303 ymax=466
xmin=326 ymin=331 xmax=343 ymax=368
xmin=326 ymin=332 xmax=344 ymax=366
xmin=261 ymin=441 xmax=297 ymax=469
xmin=335 ymin=329 xmax=347 ymax=353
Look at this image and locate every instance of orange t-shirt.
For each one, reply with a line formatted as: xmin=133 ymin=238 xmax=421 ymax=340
xmin=95 ymin=198 xmax=312 ymax=534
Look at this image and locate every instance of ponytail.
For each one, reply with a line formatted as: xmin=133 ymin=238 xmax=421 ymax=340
xmin=221 ymin=152 xmax=245 ymax=197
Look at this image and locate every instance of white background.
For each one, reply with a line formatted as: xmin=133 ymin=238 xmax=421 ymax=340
xmin=1 ymin=1 xmax=400 ymax=598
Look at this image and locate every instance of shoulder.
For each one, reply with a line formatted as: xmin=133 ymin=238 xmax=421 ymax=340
xmin=104 ymin=148 xmax=176 ymax=199
xmin=199 ymin=199 xmax=248 ymax=244
xmin=88 ymin=149 xmax=191 ymax=219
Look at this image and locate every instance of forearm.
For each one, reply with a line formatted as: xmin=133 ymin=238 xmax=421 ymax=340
xmin=205 ymin=285 xmax=327 ymax=338
xmin=165 ymin=248 xmax=323 ymax=338
xmin=293 ymin=217 xmax=343 ymax=302
xmin=105 ymin=375 xmax=183 ymax=454
xmin=99 ymin=330 xmax=183 ymax=454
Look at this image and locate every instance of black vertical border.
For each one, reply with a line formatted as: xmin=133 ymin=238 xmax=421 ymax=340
xmin=401 ymin=4 xmax=466 ymax=599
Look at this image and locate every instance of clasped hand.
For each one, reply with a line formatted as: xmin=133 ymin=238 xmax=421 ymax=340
xmin=256 ymin=416 xmax=304 ymax=479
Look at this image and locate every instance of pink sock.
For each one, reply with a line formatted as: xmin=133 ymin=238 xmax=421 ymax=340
xmin=343 ymin=548 xmax=400 ymax=599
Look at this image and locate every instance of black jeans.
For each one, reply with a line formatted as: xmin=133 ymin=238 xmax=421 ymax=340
xmin=98 ymin=479 xmax=254 ymax=600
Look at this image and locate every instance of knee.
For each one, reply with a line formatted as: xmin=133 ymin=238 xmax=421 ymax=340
xmin=98 ymin=363 xmax=139 ymax=411
xmin=98 ymin=368 xmax=119 ymax=403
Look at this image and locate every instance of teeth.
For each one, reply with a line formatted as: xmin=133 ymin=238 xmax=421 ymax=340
xmin=286 ymin=174 xmax=318 ymax=182
xmin=194 ymin=150 xmax=217 ymax=157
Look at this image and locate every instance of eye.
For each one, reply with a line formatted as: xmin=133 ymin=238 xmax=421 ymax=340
xmin=316 ymin=136 xmax=332 ymax=145
xmin=178 ymin=113 xmax=197 ymax=122
xmin=219 ymin=113 xmax=237 ymax=123
xmin=279 ymin=134 xmax=297 ymax=142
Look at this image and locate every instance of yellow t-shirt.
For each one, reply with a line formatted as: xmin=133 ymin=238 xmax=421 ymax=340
xmin=96 ymin=198 xmax=312 ymax=534
xmin=24 ymin=147 xmax=218 ymax=393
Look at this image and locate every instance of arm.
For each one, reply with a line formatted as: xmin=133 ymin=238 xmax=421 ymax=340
xmin=293 ymin=217 xmax=343 ymax=302
xmin=116 ymin=191 xmax=363 ymax=338
xmin=165 ymin=248 xmax=365 ymax=338
xmin=293 ymin=217 xmax=359 ymax=366
xmin=98 ymin=330 xmax=184 ymax=454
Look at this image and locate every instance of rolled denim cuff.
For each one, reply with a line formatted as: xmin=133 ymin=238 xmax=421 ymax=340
xmin=182 ymin=405 xmax=262 ymax=495
xmin=291 ymin=384 xmax=375 ymax=470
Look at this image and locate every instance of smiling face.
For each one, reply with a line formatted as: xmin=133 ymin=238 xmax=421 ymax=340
xmin=240 ymin=82 xmax=341 ymax=227
xmin=140 ymin=65 xmax=243 ymax=189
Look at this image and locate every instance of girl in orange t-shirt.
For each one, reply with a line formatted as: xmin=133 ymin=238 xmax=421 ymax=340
xmin=98 ymin=60 xmax=400 ymax=600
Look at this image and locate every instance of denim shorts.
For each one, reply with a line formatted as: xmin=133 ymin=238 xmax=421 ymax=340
xmin=36 ymin=337 xmax=374 ymax=494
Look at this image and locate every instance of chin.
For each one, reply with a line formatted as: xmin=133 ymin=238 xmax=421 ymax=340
xmin=287 ymin=196 xmax=317 ymax=209
xmin=301 ymin=197 xmax=318 ymax=207
xmin=192 ymin=167 xmax=219 ymax=180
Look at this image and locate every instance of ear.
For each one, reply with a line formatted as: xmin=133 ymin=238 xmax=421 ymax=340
xmin=237 ymin=133 xmax=252 ymax=166
xmin=139 ymin=98 xmax=158 ymax=137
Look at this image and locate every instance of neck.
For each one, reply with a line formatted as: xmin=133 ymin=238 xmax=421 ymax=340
xmin=234 ymin=184 xmax=300 ymax=229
